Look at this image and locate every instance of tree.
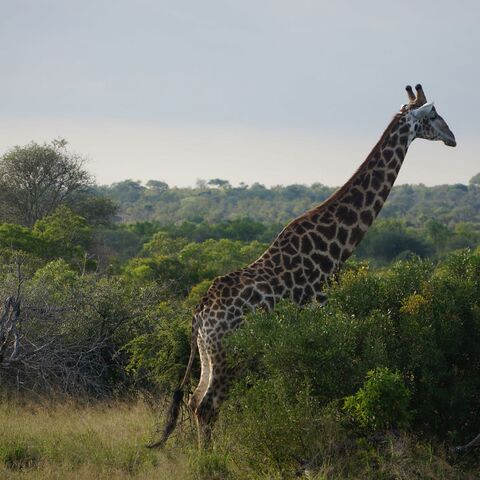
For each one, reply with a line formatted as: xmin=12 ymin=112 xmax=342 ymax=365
xmin=0 ymin=223 xmax=47 ymax=258
xmin=356 ymin=220 xmax=432 ymax=263
xmin=33 ymin=206 xmax=92 ymax=261
xmin=68 ymin=192 xmax=118 ymax=226
xmin=469 ymin=172 xmax=480 ymax=186
xmin=195 ymin=179 xmax=208 ymax=189
xmin=207 ymin=178 xmax=231 ymax=189
xmin=146 ymin=180 xmax=169 ymax=193
xmin=102 ymin=179 xmax=145 ymax=204
xmin=425 ymin=219 xmax=452 ymax=252
xmin=141 ymin=231 xmax=189 ymax=257
xmin=0 ymin=139 xmax=93 ymax=226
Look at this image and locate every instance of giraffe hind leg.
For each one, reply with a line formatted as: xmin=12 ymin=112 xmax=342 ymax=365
xmin=188 ymin=334 xmax=215 ymax=448
xmin=188 ymin=334 xmax=210 ymax=413
xmin=195 ymin=358 xmax=234 ymax=447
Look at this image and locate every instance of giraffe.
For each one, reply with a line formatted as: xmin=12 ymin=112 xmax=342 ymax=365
xmin=152 ymin=84 xmax=456 ymax=448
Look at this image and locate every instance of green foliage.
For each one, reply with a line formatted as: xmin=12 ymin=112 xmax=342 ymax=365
xmin=102 ymin=180 xmax=335 ymax=224
xmin=217 ymin=376 xmax=326 ymax=477
xmin=106 ymin=179 xmax=146 ymax=204
xmin=96 ymin=218 xmax=280 ymax=268
xmin=224 ymin=251 xmax=480 ymax=445
xmin=356 ymin=220 xmax=432 ymax=263
xmin=426 ymin=219 xmax=453 ymax=251
xmin=343 ymin=367 xmax=412 ymax=430
xmin=0 ymin=213 xmax=93 ymax=269
xmin=69 ymin=193 xmax=118 ymax=226
xmin=141 ymin=231 xmax=189 ymax=257
xmin=124 ymin=255 xmax=189 ymax=294
xmin=32 ymin=258 xmax=77 ymax=291
xmin=124 ymin=237 xmax=266 ymax=296
xmin=124 ymin=302 xmax=192 ymax=391
xmin=0 ymin=440 xmax=41 ymax=469
xmin=226 ymin=301 xmax=372 ymax=403
xmin=100 ymin=178 xmax=480 ymax=232
xmin=178 ymin=238 xmax=266 ymax=281
xmin=0 ymin=207 xmax=107 ymax=271
xmin=0 ymin=139 xmax=93 ymax=226
xmin=161 ymin=217 xmax=281 ymax=243
xmin=188 ymin=451 xmax=232 ymax=480
xmin=34 ymin=206 xmax=92 ymax=264
xmin=184 ymin=279 xmax=212 ymax=309
xmin=0 ymin=223 xmax=47 ymax=258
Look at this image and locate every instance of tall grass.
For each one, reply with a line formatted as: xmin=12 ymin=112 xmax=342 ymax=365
xmin=0 ymin=397 xmax=478 ymax=479
xmin=0 ymin=398 xmax=188 ymax=480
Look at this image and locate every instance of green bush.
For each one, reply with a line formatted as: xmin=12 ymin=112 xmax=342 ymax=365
xmin=217 ymin=376 xmax=331 ymax=478
xmin=223 ymin=250 xmax=480 ymax=448
xmin=124 ymin=302 xmax=192 ymax=391
xmin=343 ymin=367 xmax=412 ymax=431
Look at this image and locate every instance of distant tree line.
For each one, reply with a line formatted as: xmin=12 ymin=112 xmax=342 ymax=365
xmin=99 ymin=174 xmax=480 ymax=228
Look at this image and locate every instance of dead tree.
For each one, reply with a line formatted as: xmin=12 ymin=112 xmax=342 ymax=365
xmin=0 ymin=296 xmax=21 ymax=367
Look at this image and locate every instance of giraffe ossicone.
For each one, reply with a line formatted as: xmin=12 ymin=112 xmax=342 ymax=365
xmin=151 ymin=84 xmax=456 ymax=448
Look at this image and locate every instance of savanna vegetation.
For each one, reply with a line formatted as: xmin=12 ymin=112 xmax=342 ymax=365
xmin=0 ymin=140 xmax=479 ymax=479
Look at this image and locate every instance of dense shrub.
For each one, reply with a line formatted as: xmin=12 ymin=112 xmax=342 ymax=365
xmin=343 ymin=367 xmax=412 ymax=431
xmin=220 ymin=250 xmax=480 ymax=461
xmin=124 ymin=301 xmax=192 ymax=392
xmin=0 ymin=257 xmax=165 ymax=396
xmin=124 ymin=237 xmax=266 ymax=296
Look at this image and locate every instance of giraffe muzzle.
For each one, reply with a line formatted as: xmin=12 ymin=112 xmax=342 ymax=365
xmin=442 ymin=128 xmax=456 ymax=147
xmin=443 ymin=136 xmax=456 ymax=147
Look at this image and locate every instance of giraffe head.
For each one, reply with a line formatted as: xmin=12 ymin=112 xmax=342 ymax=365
xmin=401 ymin=84 xmax=456 ymax=147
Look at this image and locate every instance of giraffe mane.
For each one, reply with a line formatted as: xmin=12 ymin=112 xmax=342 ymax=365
xmin=290 ymin=112 xmax=403 ymax=226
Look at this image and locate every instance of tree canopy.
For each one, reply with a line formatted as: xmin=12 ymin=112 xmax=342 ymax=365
xmin=0 ymin=139 xmax=94 ymax=226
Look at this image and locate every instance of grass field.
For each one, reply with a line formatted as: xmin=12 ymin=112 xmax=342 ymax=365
xmin=0 ymin=397 xmax=478 ymax=479
xmin=0 ymin=398 xmax=190 ymax=480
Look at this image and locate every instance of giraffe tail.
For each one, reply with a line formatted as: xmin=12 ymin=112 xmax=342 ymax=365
xmin=147 ymin=316 xmax=199 ymax=448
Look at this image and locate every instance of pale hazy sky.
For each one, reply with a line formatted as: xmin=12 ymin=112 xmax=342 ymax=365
xmin=1 ymin=0 xmax=479 ymax=187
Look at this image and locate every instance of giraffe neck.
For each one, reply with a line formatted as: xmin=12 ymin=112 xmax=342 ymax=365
xmin=297 ymin=112 xmax=412 ymax=263
xmin=257 ymin=113 xmax=412 ymax=297
xmin=251 ymin=112 xmax=413 ymax=307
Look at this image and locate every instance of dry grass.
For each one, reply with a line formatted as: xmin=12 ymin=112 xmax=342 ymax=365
xmin=0 ymin=397 xmax=478 ymax=480
xmin=0 ymin=398 xmax=189 ymax=479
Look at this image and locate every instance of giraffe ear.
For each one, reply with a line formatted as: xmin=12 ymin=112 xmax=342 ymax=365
xmin=411 ymin=102 xmax=434 ymax=119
